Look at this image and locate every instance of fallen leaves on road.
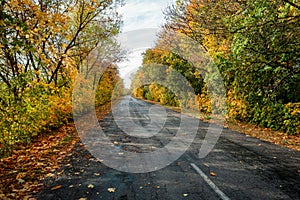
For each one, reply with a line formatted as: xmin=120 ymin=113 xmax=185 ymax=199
xmin=107 ymin=187 xmax=116 ymax=193
xmin=0 ymin=123 xmax=78 ymax=199
xmin=210 ymin=171 xmax=217 ymax=177
xmin=51 ymin=185 xmax=62 ymax=191
xmin=87 ymin=184 xmax=94 ymax=189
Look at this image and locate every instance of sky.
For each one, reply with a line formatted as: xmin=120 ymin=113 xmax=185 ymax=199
xmin=117 ymin=0 xmax=175 ymax=88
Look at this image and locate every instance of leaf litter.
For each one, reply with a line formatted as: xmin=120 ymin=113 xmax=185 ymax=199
xmin=0 ymin=103 xmax=111 ymax=199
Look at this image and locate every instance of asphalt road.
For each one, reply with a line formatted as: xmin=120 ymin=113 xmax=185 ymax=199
xmin=37 ymin=96 xmax=300 ymax=200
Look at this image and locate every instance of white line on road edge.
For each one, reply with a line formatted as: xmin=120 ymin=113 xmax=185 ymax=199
xmin=190 ymin=163 xmax=231 ymax=200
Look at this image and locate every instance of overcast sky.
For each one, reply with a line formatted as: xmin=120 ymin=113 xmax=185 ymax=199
xmin=117 ymin=0 xmax=175 ymax=88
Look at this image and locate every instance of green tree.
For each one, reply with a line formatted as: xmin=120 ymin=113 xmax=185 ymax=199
xmin=159 ymin=0 xmax=300 ymax=134
xmin=229 ymin=0 xmax=300 ymax=104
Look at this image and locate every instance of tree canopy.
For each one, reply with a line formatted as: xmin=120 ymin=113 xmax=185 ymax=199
xmin=0 ymin=0 xmax=124 ymax=156
xmin=131 ymin=0 xmax=300 ymax=135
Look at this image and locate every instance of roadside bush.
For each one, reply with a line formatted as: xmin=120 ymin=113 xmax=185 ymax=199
xmin=149 ymin=84 xmax=162 ymax=102
xmin=285 ymin=103 xmax=300 ymax=135
xmin=0 ymin=81 xmax=72 ymax=156
xmin=144 ymin=86 xmax=154 ymax=101
xmin=227 ymin=90 xmax=252 ymax=121
xmin=197 ymin=93 xmax=211 ymax=114
xmin=133 ymin=87 xmax=144 ymax=98
xmin=226 ymin=88 xmax=299 ymax=135
xmin=160 ymin=92 xmax=180 ymax=107
xmin=251 ymin=103 xmax=300 ymax=135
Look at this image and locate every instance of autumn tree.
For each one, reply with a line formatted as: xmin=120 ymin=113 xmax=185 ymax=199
xmin=229 ymin=0 xmax=300 ymax=104
xmin=155 ymin=0 xmax=300 ymax=134
xmin=0 ymin=0 xmax=124 ymax=155
xmin=0 ymin=0 xmax=122 ymax=100
xmin=142 ymin=48 xmax=204 ymax=95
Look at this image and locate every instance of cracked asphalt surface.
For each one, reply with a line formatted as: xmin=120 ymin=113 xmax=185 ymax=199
xmin=37 ymin=96 xmax=300 ymax=200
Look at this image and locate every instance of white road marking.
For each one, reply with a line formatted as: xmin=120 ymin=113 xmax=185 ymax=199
xmin=143 ymin=114 xmax=150 ymax=120
xmin=190 ymin=163 xmax=231 ymax=200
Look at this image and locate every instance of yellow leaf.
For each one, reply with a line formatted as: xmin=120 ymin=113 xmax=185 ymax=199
xmin=51 ymin=185 xmax=62 ymax=190
xmin=107 ymin=187 xmax=116 ymax=193
xmin=210 ymin=171 xmax=217 ymax=177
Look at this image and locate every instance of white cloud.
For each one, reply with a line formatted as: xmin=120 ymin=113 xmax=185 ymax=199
xmin=118 ymin=0 xmax=173 ymax=32
xmin=117 ymin=28 xmax=158 ymax=88
xmin=117 ymin=0 xmax=176 ymax=88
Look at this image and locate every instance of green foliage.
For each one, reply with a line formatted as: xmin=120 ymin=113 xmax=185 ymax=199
xmin=143 ymin=49 xmax=204 ymax=95
xmin=251 ymin=103 xmax=300 ymax=135
xmin=228 ymin=0 xmax=300 ymax=104
xmin=223 ymin=0 xmax=300 ymax=134
xmin=160 ymin=91 xmax=180 ymax=107
xmin=133 ymin=83 xmax=180 ymax=107
xmin=158 ymin=0 xmax=300 ymax=135
xmin=131 ymin=52 xmax=204 ymax=110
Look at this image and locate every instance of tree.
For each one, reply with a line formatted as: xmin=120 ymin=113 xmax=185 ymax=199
xmin=229 ymin=0 xmax=300 ymax=104
xmin=156 ymin=0 xmax=300 ymax=133
xmin=0 ymin=0 xmax=122 ymax=102
xmin=0 ymin=0 xmax=124 ymax=155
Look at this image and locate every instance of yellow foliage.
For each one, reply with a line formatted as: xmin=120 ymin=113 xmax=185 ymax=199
xmin=286 ymin=102 xmax=300 ymax=116
xmin=285 ymin=103 xmax=300 ymax=134
xmin=227 ymin=90 xmax=249 ymax=120
xmin=196 ymin=93 xmax=212 ymax=114
xmin=0 ymin=81 xmax=73 ymax=156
